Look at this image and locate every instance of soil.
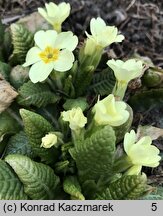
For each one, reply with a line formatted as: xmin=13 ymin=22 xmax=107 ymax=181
xmin=0 ymin=0 xmax=163 ymax=186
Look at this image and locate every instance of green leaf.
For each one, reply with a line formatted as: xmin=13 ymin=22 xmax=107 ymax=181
xmin=10 ymin=23 xmax=34 ymax=64
xmin=63 ymin=75 xmax=75 ymax=98
xmin=20 ymin=109 xmax=58 ymax=164
xmin=63 ymin=97 xmax=89 ymax=111
xmin=63 ymin=176 xmax=85 ymax=200
xmin=82 ymin=180 xmax=98 ymax=199
xmin=74 ymin=66 xmax=95 ymax=96
xmin=55 ymin=160 xmax=70 ymax=173
xmin=0 ymin=111 xmax=20 ymax=142
xmin=9 ymin=65 xmax=29 ymax=89
xmin=2 ymin=30 xmax=13 ymax=60
xmin=0 ymin=159 xmax=28 ymax=200
xmin=142 ymin=187 xmax=163 ymax=200
xmin=0 ymin=61 xmax=11 ymax=80
xmin=142 ymin=69 xmax=162 ymax=87
xmin=17 ymin=81 xmax=59 ymax=108
xmin=89 ymin=68 xmax=116 ymax=96
xmin=95 ymin=175 xmax=147 ymax=200
xmin=70 ymin=125 xmax=116 ymax=182
xmin=128 ymin=88 xmax=163 ymax=112
xmin=5 ymin=131 xmax=34 ymax=158
xmin=0 ymin=20 xmax=5 ymax=44
xmin=5 ymin=154 xmax=60 ymax=200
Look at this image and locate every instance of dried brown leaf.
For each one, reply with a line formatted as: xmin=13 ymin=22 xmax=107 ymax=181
xmin=0 ymin=74 xmax=18 ymax=113
xmin=137 ymin=125 xmax=163 ymax=141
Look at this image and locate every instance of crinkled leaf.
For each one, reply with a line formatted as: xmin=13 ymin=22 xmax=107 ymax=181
xmin=128 ymin=88 xmax=163 ymax=112
xmin=95 ymin=175 xmax=147 ymax=200
xmin=63 ymin=176 xmax=85 ymax=200
xmin=2 ymin=30 xmax=12 ymax=60
xmin=75 ymin=66 xmax=94 ymax=96
xmin=0 ymin=111 xmax=20 ymax=142
xmin=0 ymin=160 xmax=28 ymax=200
xmin=5 ymin=154 xmax=60 ymax=200
xmin=142 ymin=187 xmax=163 ymax=200
xmin=10 ymin=23 xmax=34 ymax=64
xmin=0 ymin=20 xmax=5 ymax=44
xmin=63 ymin=97 xmax=89 ymax=111
xmin=5 ymin=131 xmax=34 ymax=158
xmin=82 ymin=180 xmax=99 ymax=199
xmin=89 ymin=68 xmax=116 ymax=96
xmin=0 ymin=61 xmax=11 ymax=80
xmin=17 ymin=81 xmax=59 ymax=108
xmin=55 ymin=160 xmax=70 ymax=173
xmin=70 ymin=125 xmax=116 ymax=182
xmin=20 ymin=109 xmax=58 ymax=164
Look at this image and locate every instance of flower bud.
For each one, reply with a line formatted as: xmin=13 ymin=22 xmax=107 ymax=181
xmin=41 ymin=133 xmax=58 ymax=148
xmin=61 ymin=107 xmax=87 ymax=131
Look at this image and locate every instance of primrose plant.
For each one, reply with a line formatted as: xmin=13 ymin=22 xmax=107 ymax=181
xmin=0 ymin=1 xmax=161 ymax=200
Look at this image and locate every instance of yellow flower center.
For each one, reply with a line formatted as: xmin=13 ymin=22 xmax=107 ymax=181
xmin=39 ymin=46 xmax=59 ymax=64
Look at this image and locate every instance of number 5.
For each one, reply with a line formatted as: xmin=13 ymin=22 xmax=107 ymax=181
xmin=151 ymin=203 xmax=157 ymax=211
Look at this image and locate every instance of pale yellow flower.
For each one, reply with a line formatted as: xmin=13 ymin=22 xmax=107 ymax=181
xmin=41 ymin=133 xmax=57 ymax=148
xmin=38 ymin=2 xmax=70 ymax=32
xmin=124 ymin=130 xmax=161 ymax=175
xmin=107 ymin=59 xmax=143 ymax=99
xmin=107 ymin=59 xmax=143 ymax=83
xmin=23 ymin=30 xmax=78 ymax=83
xmin=85 ymin=17 xmax=124 ymax=49
xmin=62 ymin=107 xmax=87 ymax=131
xmin=93 ymin=94 xmax=129 ymax=126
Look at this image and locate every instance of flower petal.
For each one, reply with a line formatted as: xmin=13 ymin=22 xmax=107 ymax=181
xmin=115 ymin=34 xmax=125 ymax=42
xmin=23 ymin=47 xmax=41 ymax=67
xmin=124 ymin=130 xmax=136 ymax=154
xmin=107 ymin=110 xmax=129 ymax=126
xmin=38 ymin=8 xmax=47 ymax=19
xmin=107 ymin=59 xmax=143 ymax=82
xmin=45 ymin=2 xmax=58 ymax=17
xmin=129 ymin=143 xmax=160 ymax=166
xmin=54 ymin=31 xmax=78 ymax=51
xmin=97 ymin=26 xmax=118 ymax=46
xmin=53 ymin=49 xmax=74 ymax=72
xmin=58 ymin=2 xmax=70 ymax=22
xmin=29 ymin=61 xmax=54 ymax=83
xmin=126 ymin=165 xmax=142 ymax=175
xmin=62 ymin=107 xmax=87 ymax=130
xmin=136 ymin=136 xmax=152 ymax=147
xmin=115 ymin=101 xmax=127 ymax=112
xmin=90 ymin=17 xmax=106 ymax=36
xmin=34 ymin=30 xmax=58 ymax=50
xmin=107 ymin=59 xmax=123 ymax=71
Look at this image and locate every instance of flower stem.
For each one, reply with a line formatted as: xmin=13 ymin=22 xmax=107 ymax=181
xmin=71 ymin=128 xmax=84 ymax=144
xmin=53 ymin=23 xmax=61 ymax=33
xmin=46 ymin=78 xmax=56 ymax=91
xmin=113 ymin=81 xmax=128 ymax=100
